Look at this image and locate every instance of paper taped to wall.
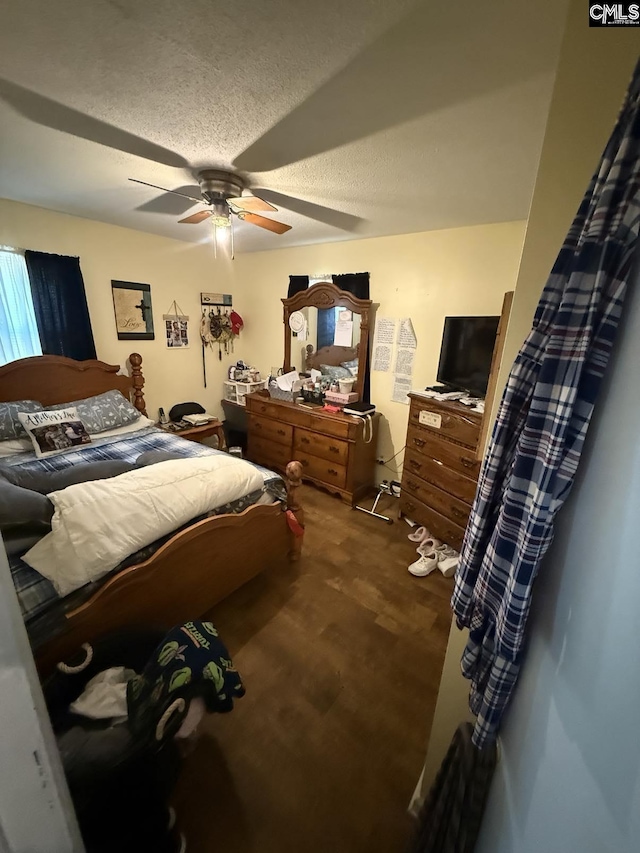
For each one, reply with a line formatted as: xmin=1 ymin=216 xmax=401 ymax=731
xmin=392 ymin=376 xmax=412 ymax=404
xmin=398 ymin=318 xmax=417 ymax=349
xmin=394 ymin=348 xmax=415 ymax=376
xmin=373 ymin=344 xmax=392 ymax=372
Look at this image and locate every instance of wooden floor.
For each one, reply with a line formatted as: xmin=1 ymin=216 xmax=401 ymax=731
xmin=173 ymin=486 xmax=454 ymax=853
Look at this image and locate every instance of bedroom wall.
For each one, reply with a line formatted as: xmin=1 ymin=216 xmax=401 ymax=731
xmin=0 ymin=198 xmax=234 ymax=418
xmin=232 ymin=221 xmax=526 ymax=479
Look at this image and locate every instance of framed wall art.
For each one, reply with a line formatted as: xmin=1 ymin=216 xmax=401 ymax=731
xmin=111 ymin=280 xmax=155 ymax=340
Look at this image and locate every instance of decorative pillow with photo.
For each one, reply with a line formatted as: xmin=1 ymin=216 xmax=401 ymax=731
xmin=18 ymin=408 xmax=92 ymax=459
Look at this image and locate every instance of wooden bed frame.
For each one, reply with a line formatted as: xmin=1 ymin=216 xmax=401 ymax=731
xmin=0 ymin=353 xmax=304 ymax=672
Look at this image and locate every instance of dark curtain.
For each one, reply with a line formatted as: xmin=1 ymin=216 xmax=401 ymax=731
xmin=332 ymin=272 xmax=370 ymax=300
xmin=333 ymin=272 xmax=371 ymax=403
xmin=287 ymin=275 xmax=310 ymax=298
xmin=25 ymin=251 xmax=96 ymax=361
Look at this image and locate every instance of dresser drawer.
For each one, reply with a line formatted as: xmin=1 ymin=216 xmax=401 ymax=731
xmin=399 ymin=493 xmax=467 ymax=551
xmin=246 ymin=398 xmax=283 ymax=420
xmin=402 ymin=473 xmax=472 ymax=530
xmin=406 ymin=425 xmax=480 ymax=478
xmin=409 ymin=401 xmax=480 ymax=449
xmin=403 ymin=449 xmax=478 ymax=504
xmin=294 ymin=428 xmax=349 ymax=465
xmin=306 ymin=413 xmax=351 ymax=439
xmin=297 ymin=452 xmax=347 ymax=490
xmin=248 ymin=436 xmax=291 ymax=470
xmin=248 ymin=415 xmax=293 ymax=447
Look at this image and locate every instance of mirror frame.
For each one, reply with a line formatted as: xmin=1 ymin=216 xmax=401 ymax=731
xmin=282 ymin=281 xmax=372 ymax=400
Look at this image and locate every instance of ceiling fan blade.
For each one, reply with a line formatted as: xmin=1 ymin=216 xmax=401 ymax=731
xmin=0 ymin=77 xmax=187 ymax=168
xmin=252 ymin=188 xmax=364 ymax=233
xmin=238 ymin=213 xmax=292 ymax=234
xmin=129 ymin=178 xmax=203 ymax=203
xmin=233 ymin=2 xmax=554 ymax=173
xmin=178 ymin=210 xmax=214 ymax=224
xmin=227 ymin=195 xmax=277 ymax=213
xmin=136 ymin=186 xmax=202 ymax=215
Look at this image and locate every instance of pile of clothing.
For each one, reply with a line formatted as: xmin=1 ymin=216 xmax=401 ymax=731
xmin=45 ymin=621 xmax=244 ymax=853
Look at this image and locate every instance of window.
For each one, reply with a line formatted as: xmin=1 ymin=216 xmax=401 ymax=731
xmin=0 ymin=249 xmax=42 ymax=366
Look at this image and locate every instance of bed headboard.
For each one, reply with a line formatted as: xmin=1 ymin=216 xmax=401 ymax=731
xmin=0 ymin=353 xmax=147 ymax=415
xmin=305 ymin=344 xmax=360 ymax=370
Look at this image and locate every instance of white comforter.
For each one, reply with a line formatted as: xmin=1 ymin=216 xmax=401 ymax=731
xmin=24 ymin=454 xmax=264 ymax=596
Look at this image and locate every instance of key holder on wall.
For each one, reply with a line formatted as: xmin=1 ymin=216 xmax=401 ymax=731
xmin=199 ymin=292 xmax=243 ymax=386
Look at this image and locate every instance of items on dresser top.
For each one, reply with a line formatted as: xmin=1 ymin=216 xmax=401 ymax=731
xmin=246 ymin=392 xmax=379 ymax=505
xmin=399 ymin=394 xmax=481 ymax=551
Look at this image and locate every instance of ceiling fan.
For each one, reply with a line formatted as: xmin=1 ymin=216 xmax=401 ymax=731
xmin=128 ymin=169 xmax=292 ymax=235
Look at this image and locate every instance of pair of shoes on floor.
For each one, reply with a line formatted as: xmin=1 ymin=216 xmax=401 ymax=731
xmin=408 ymin=540 xmax=459 ymax=578
xmin=407 ymin=525 xmax=433 ymax=546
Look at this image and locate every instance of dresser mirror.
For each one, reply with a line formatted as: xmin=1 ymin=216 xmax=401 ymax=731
xmin=282 ymin=281 xmax=372 ymax=400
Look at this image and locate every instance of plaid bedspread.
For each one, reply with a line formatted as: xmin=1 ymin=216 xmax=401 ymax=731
xmin=6 ymin=426 xmax=284 ymax=624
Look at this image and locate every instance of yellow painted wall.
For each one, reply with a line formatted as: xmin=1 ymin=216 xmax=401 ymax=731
xmin=491 ymin=5 xmax=640 ymax=424
xmin=0 ymin=198 xmax=235 ymax=417
xmin=232 ymin=222 xmax=526 ymax=478
xmin=0 ymin=200 xmax=524 ymax=456
xmin=424 ymin=0 xmax=640 ymax=803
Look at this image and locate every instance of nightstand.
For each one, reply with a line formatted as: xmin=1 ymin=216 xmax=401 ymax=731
xmin=157 ymin=420 xmax=226 ymax=449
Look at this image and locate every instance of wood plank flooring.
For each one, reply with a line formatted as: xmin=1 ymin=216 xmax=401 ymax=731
xmin=173 ymin=487 xmax=454 ymax=852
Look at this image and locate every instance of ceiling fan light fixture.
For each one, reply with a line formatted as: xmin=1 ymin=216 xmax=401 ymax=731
xmin=212 ymin=214 xmax=234 ymax=260
xmin=211 ymin=212 xmax=231 ymax=228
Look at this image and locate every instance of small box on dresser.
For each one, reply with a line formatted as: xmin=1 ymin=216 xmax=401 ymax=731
xmin=399 ymin=395 xmax=481 ymax=551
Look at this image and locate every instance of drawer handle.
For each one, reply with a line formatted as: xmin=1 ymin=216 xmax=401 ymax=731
xmin=301 ymin=436 xmax=310 ymax=444
xmin=259 ymin=405 xmax=267 ymax=412
xmin=409 ymin=458 xmax=422 ymax=471
xmin=413 ymin=437 xmax=426 ymax=448
xmin=301 ymin=459 xmax=309 ymax=468
xmin=451 ymin=506 xmax=467 ymax=521
xmin=460 ymin=458 xmax=474 ymax=469
xmin=327 ymin=468 xmax=339 ymax=476
xmin=407 ymin=480 xmax=419 ymax=491
xmin=329 ymin=445 xmax=340 ymax=454
xmin=255 ymin=422 xmax=262 ymax=429
xmin=277 ymin=429 xmax=286 ymax=436
xmin=405 ymin=501 xmax=416 ymax=513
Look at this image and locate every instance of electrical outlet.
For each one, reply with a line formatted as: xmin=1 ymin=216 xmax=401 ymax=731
xmin=377 ymin=457 xmax=385 ymax=465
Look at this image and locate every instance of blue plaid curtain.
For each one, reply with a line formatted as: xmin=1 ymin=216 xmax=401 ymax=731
xmin=452 ymin=59 xmax=640 ymax=748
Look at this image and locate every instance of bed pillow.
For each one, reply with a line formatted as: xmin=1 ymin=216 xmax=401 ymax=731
xmin=18 ymin=408 xmax=92 ymax=459
xmin=0 ymin=400 xmax=43 ymax=441
xmin=0 ymin=477 xmax=53 ymax=528
xmin=340 ymin=358 xmax=359 ymax=377
xmin=0 ymin=438 xmax=32 ymax=458
xmin=46 ymin=390 xmax=140 ymax=435
xmin=320 ymin=364 xmax=352 ymax=380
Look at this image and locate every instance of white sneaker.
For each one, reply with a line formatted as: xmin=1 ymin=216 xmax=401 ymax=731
xmin=408 ymin=552 xmax=439 ymax=577
xmin=417 ymin=537 xmax=441 ymax=555
xmin=434 ymin=544 xmax=459 ymax=577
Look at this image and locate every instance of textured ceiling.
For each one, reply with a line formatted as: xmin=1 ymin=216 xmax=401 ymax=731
xmin=0 ymin=0 xmax=566 ymax=252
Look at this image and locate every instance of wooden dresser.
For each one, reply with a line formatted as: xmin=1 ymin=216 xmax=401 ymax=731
xmin=399 ymin=395 xmax=482 ymax=550
xmin=246 ymin=393 xmax=379 ymax=505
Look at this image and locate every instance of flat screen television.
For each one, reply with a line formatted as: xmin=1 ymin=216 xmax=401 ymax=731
xmin=436 ymin=316 xmax=500 ymax=397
